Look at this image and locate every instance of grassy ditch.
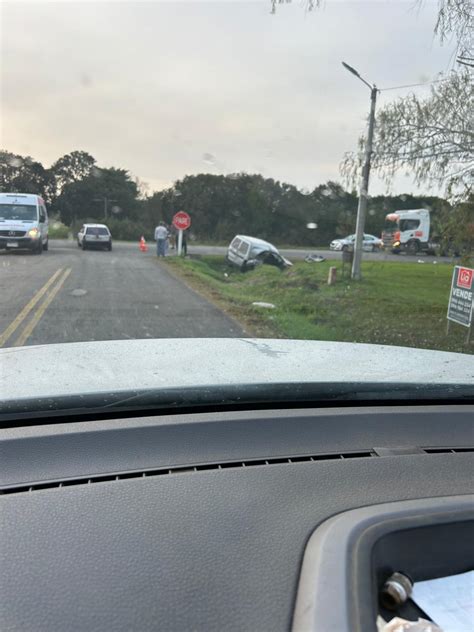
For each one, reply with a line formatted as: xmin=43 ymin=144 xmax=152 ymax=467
xmin=164 ymin=255 xmax=472 ymax=354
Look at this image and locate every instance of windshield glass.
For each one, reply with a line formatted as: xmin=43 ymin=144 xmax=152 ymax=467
xmin=383 ymin=218 xmax=399 ymax=232
xmin=86 ymin=227 xmax=108 ymax=236
xmin=0 ymin=204 xmax=37 ymax=221
xmin=0 ymin=0 xmax=472 ymax=414
xmin=399 ymin=219 xmax=420 ymax=231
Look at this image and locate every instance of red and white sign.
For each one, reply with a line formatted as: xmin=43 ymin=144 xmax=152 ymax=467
xmin=172 ymin=211 xmax=191 ymax=231
xmin=447 ymin=266 xmax=473 ymax=328
xmin=458 ymin=267 xmax=473 ymax=290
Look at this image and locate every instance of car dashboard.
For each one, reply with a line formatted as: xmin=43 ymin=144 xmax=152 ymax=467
xmin=1 ymin=404 xmax=473 ymax=631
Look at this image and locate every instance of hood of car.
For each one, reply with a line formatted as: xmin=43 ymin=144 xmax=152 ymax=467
xmin=0 ymin=339 xmax=473 ymax=417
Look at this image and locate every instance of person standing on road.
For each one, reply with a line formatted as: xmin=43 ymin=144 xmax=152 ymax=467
xmin=181 ymin=230 xmax=188 ymax=256
xmin=164 ymin=224 xmax=172 ymax=256
xmin=154 ymin=221 xmax=169 ymax=257
xmin=169 ymin=226 xmax=177 ymax=250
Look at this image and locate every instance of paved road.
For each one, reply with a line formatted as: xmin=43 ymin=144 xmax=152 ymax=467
xmin=0 ymin=240 xmax=245 ymax=348
xmin=188 ymin=244 xmax=454 ymax=264
xmin=68 ymin=240 xmax=453 ymax=264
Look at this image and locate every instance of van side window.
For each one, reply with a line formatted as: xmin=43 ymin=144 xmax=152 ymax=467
xmin=39 ymin=206 xmax=46 ymax=222
xmin=231 ymin=238 xmax=241 ymax=250
xmin=238 ymin=241 xmax=249 ymax=255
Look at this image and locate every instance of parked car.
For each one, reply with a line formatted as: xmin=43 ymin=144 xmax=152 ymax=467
xmin=226 ymin=235 xmax=292 ymax=271
xmin=78 ymin=224 xmax=112 ymax=251
xmin=0 ymin=192 xmax=49 ymax=254
xmin=329 ymin=233 xmax=383 ymax=252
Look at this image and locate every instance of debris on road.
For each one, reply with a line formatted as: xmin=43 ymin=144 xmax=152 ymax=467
xmin=252 ymin=302 xmax=276 ymax=309
xmin=305 ymin=254 xmax=326 ymax=263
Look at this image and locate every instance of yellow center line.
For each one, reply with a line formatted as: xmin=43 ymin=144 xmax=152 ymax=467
xmin=13 ymin=268 xmax=72 ymax=348
xmin=13 ymin=268 xmax=71 ymax=347
xmin=0 ymin=268 xmax=64 ymax=348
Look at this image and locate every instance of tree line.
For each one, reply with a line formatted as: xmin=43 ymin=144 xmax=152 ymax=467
xmin=1 ymin=149 xmax=457 ymax=247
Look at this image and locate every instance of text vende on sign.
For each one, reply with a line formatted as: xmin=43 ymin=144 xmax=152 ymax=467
xmin=447 ymin=266 xmax=473 ymax=328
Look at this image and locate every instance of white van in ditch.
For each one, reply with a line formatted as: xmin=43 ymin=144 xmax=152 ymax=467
xmin=0 ymin=193 xmax=49 ymax=254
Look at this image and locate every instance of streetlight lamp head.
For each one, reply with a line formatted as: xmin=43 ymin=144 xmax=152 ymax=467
xmin=342 ymin=61 xmax=360 ymax=77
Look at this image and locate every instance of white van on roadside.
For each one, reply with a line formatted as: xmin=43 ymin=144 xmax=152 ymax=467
xmin=0 ymin=193 xmax=49 ymax=254
xmin=226 ymin=235 xmax=292 ymax=271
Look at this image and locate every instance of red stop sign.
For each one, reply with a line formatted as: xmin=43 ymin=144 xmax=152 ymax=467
xmin=172 ymin=211 xmax=191 ymax=231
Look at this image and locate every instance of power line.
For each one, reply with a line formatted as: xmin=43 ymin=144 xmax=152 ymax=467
xmin=379 ymin=78 xmax=447 ymax=92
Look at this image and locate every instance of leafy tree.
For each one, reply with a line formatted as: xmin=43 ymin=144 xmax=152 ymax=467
xmin=0 ymin=147 xmax=457 ymax=246
xmin=153 ymin=173 xmax=313 ymax=244
xmin=309 ymin=182 xmax=358 ymax=242
xmin=436 ymin=194 xmax=474 ymax=263
xmin=274 ymin=1 xmax=473 ymax=200
xmin=341 ymin=70 xmax=474 ymax=197
xmin=56 ymin=166 xmax=139 ymax=225
xmin=51 ymin=150 xmax=96 ymax=196
xmin=434 ymin=0 xmax=473 ymax=65
xmin=0 ymin=150 xmax=55 ymax=202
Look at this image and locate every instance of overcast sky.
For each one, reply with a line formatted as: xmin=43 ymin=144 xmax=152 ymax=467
xmin=1 ymin=1 xmax=455 ymax=195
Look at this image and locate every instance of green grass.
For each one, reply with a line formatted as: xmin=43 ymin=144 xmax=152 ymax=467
xmin=164 ymin=255 xmax=473 ymax=354
xmin=48 ymin=222 xmax=70 ymax=239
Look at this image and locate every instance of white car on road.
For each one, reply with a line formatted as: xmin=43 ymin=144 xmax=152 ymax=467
xmin=330 ymin=233 xmax=383 ymax=252
xmin=77 ymin=224 xmax=113 ymax=251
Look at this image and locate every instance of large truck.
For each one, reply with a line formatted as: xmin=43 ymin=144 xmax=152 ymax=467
xmin=382 ymin=208 xmax=432 ymax=255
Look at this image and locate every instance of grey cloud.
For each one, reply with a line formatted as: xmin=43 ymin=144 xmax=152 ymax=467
xmin=1 ymin=1 xmax=452 ymax=194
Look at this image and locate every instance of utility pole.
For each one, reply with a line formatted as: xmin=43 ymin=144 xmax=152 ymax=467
xmin=352 ymin=85 xmax=377 ymax=280
xmin=342 ymin=62 xmax=378 ymax=280
xmin=93 ymin=197 xmax=117 ymax=221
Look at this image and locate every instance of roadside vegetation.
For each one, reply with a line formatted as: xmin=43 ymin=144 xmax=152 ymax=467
xmin=165 ymin=256 xmax=473 ymax=354
xmin=47 ymin=220 xmax=70 ymax=239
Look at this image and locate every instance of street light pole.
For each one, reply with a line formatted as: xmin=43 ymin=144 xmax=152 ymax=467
xmin=93 ymin=197 xmax=117 ymax=221
xmin=342 ymin=62 xmax=378 ymax=280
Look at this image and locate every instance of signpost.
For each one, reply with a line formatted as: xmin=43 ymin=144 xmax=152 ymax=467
xmin=447 ymin=266 xmax=473 ymax=343
xmin=172 ymin=211 xmax=191 ymax=256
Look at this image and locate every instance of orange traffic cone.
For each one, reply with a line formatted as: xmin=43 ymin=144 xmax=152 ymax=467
xmin=139 ymin=236 xmax=148 ymax=252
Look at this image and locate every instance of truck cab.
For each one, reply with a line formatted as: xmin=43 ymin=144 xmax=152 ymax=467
xmin=382 ymin=209 xmax=430 ymax=255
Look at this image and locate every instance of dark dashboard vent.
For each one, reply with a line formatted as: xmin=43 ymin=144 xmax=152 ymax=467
xmin=2 ymin=447 xmax=472 ymax=496
xmin=423 ymin=447 xmax=474 ymax=454
xmin=0 ymin=450 xmax=374 ymax=495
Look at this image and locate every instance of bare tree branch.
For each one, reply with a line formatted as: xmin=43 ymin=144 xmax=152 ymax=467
xmin=341 ymin=70 xmax=474 ymax=197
